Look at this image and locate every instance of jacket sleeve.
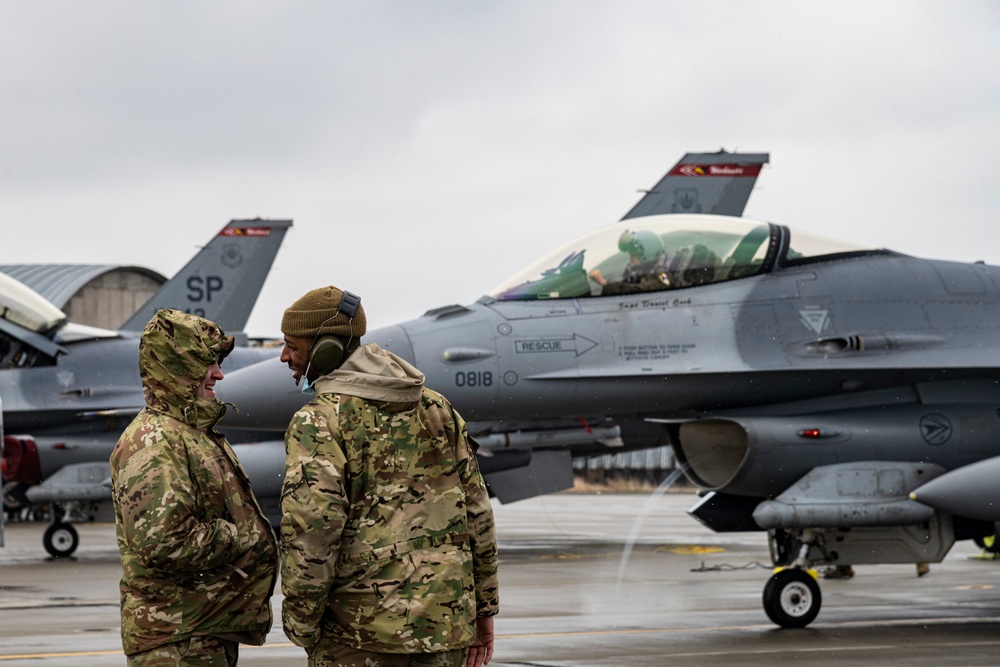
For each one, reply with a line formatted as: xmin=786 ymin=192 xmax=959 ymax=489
xmin=454 ymin=408 xmax=500 ymax=617
xmin=115 ymin=428 xmax=242 ymax=574
xmin=279 ymin=404 xmax=349 ymax=648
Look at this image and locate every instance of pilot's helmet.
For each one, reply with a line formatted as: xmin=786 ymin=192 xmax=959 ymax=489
xmin=618 ymin=230 xmax=664 ymax=263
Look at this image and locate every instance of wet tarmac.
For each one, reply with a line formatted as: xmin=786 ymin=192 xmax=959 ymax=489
xmin=2 ymin=490 xmax=1000 ymax=666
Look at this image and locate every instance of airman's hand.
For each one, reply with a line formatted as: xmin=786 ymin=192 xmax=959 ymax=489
xmin=465 ymin=615 xmax=494 ymax=667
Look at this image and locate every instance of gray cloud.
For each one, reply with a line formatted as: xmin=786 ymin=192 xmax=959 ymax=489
xmin=1 ymin=0 xmax=998 ymax=335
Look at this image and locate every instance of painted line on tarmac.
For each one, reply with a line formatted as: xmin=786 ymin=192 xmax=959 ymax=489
xmin=0 ymin=643 xmax=298 ymax=661
xmin=0 ymin=651 xmax=122 ymax=661
xmin=497 ymin=614 xmax=1000 ymax=639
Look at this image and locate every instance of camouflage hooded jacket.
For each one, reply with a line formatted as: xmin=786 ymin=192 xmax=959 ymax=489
xmin=109 ymin=309 xmax=277 ymax=656
xmin=280 ymin=343 xmax=499 ymax=653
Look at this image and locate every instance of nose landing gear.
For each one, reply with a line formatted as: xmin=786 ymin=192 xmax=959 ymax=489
xmin=762 ymin=568 xmax=822 ymax=628
xmin=43 ymin=520 xmax=80 ymax=558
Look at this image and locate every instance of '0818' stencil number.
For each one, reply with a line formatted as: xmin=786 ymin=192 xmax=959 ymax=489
xmin=455 ymin=371 xmax=492 ymax=387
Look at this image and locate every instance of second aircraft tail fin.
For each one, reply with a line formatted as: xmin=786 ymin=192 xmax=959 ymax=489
xmin=119 ymin=218 xmax=293 ymax=335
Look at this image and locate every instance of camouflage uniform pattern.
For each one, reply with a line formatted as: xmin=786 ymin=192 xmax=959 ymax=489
xmin=307 ymin=644 xmax=465 ymax=667
xmin=280 ymin=343 xmax=499 ymax=655
xmin=110 ymin=309 xmax=278 ymax=656
xmin=127 ymin=635 xmax=239 ymax=666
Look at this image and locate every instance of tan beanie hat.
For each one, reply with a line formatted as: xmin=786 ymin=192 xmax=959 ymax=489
xmin=281 ymin=286 xmax=367 ymax=339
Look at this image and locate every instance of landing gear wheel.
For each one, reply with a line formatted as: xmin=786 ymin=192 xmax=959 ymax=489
xmin=763 ymin=568 xmax=822 ymax=628
xmin=43 ymin=522 xmax=79 ymax=558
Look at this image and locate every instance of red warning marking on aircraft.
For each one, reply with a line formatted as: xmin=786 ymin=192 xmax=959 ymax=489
xmin=219 ymin=227 xmax=271 ymax=237
xmin=669 ymin=164 xmax=763 ymax=177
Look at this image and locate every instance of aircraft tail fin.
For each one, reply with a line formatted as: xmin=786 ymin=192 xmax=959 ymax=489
xmin=621 ymin=149 xmax=769 ymax=220
xmin=119 ymin=218 xmax=293 ymax=334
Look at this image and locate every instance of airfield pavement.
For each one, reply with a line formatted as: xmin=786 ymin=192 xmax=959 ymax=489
xmin=2 ymin=490 xmax=1000 ymax=666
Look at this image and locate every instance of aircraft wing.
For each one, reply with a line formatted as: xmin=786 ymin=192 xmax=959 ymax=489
xmin=621 ymin=149 xmax=769 ymax=220
xmin=119 ymin=218 xmax=292 ymax=335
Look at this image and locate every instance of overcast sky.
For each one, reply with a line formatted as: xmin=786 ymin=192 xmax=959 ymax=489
xmin=2 ymin=1 xmax=999 ymax=337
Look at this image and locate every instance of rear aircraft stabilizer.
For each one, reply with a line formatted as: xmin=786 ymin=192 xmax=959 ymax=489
xmin=119 ymin=218 xmax=292 ymax=335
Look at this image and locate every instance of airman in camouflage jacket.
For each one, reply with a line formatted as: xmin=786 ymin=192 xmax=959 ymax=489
xmin=280 ymin=343 xmax=499 ymax=653
xmin=110 ymin=309 xmax=277 ymax=656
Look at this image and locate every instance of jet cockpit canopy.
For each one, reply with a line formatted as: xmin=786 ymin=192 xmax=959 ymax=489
xmin=490 ymin=214 xmax=875 ymax=301
xmin=0 ymin=272 xmax=69 ymax=368
xmin=0 ymin=272 xmax=66 ymax=334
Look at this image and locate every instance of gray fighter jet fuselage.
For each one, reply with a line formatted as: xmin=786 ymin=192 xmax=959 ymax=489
xmin=219 ymin=210 xmax=1000 ymax=629
xmin=224 ymin=213 xmax=1000 ymax=474
xmin=1 ymin=334 xmax=277 ymax=440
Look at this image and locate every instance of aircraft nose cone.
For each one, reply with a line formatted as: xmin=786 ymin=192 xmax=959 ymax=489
xmin=366 ymin=324 xmax=416 ymax=365
xmin=218 ymin=357 xmax=306 ymax=431
xmin=217 ymin=325 xmax=417 ymax=433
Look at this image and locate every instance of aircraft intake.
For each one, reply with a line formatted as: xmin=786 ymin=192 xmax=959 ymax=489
xmin=676 ymin=420 xmax=750 ymax=491
xmin=1 ymin=435 xmax=42 ymax=485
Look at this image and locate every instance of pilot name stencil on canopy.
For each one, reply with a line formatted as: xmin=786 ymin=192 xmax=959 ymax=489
xmin=619 ymin=297 xmax=694 ymax=310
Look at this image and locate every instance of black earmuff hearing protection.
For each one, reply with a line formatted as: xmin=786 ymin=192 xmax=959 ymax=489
xmin=306 ymin=291 xmax=361 ymax=377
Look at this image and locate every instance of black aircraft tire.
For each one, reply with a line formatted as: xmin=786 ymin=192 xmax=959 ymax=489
xmin=43 ymin=522 xmax=79 ymax=558
xmin=2 ymin=481 xmax=28 ymax=510
xmin=762 ymin=569 xmax=822 ymax=628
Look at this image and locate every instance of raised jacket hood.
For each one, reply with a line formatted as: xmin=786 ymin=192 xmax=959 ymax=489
xmin=313 ymin=342 xmax=424 ymax=403
xmin=138 ymin=308 xmax=235 ymax=426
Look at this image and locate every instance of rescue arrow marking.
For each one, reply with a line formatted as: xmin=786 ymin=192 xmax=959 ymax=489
xmin=515 ymin=334 xmax=598 ymax=357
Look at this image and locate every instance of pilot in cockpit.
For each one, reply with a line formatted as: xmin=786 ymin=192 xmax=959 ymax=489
xmin=589 ymin=229 xmax=672 ymax=295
